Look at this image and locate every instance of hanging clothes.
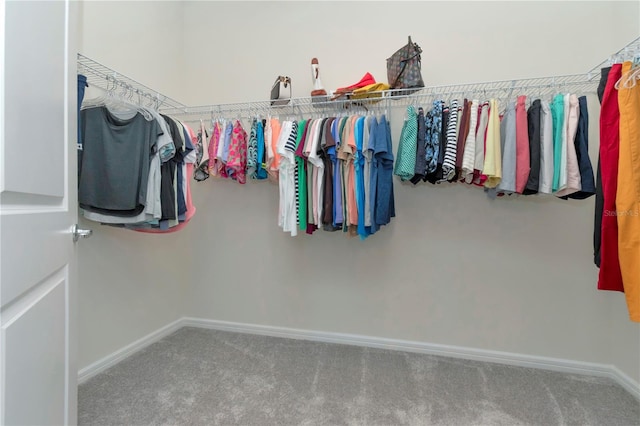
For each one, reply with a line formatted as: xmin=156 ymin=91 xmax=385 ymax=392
xmin=483 ymin=99 xmax=502 ymax=188
xmin=426 ymin=102 xmax=449 ymax=184
xmin=79 ymin=107 xmax=161 ymax=217
xmin=255 ymin=119 xmax=268 ymax=180
xmin=226 ymin=120 xmax=248 ymax=184
xmin=455 ymin=99 xmax=470 ymax=180
xmin=269 ymin=118 xmax=282 ymax=181
xmin=346 ymin=116 xmax=359 ymax=234
xmin=193 ymin=120 xmax=210 ymax=182
xmin=376 ymin=115 xmax=396 ymax=228
xmin=594 ymin=66 xmax=612 ymax=267
xmin=78 ymin=103 xmax=196 ymax=232
xmin=139 ymin=122 xmax=197 ymax=233
xmin=473 ymin=101 xmax=490 ymax=186
xmin=615 ymin=61 xmax=640 ymax=322
xmin=514 ymin=95 xmax=531 ymax=193
xmin=77 ymin=74 xmax=89 ymax=179
xmin=564 ymin=96 xmax=595 ymax=200
xmin=264 ymin=112 xmax=395 ymax=238
xmin=551 ymin=94 xmax=565 ymax=192
xmin=362 ymin=117 xmax=373 ymax=231
xmin=322 ymin=118 xmax=337 ymax=231
xmin=295 ymin=119 xmax=310 ymax=231
xmin=217 ymin=121 xmax=232 ymax=179
xmin=410 ymin=107 xmax=427 ymax=184
xmin=246 ymin=118 xmax=259 ymax=179
xmin=394 ymin=105 xmax=418 ymax=181
xmin=442 ymin=99 xmax=459 ymax=181
xmin=496 ymin=102 xmax=516 ymax=194
xmin=598 ymin=63 xmax=624 ymax=292
xmin=277 ymin=120 xmax=298 ymax=236
xmin=523 ymin=99 xmax=542 ymax=195
xmin=461 ymin=99 xmax=478 ymax=183
xmin=555 ymin=95 xmax=582 ymax=197
xmin=355 ymin=116 xmax=368 ymax=239
xmin=539 ymin=100 xmax=555 ymax=194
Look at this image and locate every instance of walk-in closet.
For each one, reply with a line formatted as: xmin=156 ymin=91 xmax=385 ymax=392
xmin=2 ymin=1 xmax=640 ymax=424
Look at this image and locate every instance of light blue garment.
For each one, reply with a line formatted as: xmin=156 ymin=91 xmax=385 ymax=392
xmin=368 ymin=117 xmax=379 ymax=234
xmin=375 ymin=115 xmax=395 ymax=227
xmin=221 ymin=121 xmax=233 ymax=163
xmin=496 ymin=102 xmax=517 ymax=194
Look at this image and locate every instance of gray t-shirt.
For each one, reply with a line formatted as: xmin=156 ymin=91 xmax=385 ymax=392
xmin=79 ymin=106 xmax=161 ymax=216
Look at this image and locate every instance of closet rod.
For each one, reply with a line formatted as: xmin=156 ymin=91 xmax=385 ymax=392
xmin=160 ymin=73 xmax=597 ymax=120
xmin=77 ymin=53 xmax=187 ymax=111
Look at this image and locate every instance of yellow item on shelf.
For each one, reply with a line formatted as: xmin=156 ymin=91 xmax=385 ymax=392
xmin=350 ymin=83 xmax=391 ymax=100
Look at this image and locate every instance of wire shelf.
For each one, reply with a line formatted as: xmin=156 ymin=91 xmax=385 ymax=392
xmin=587 ymin=36 xmax=640 ymax=79
xmin=77 ymin=53 xmax=187 ymax=111
xmin=160 ymin=73 xmax=598 ymax=121
xmin=77 ymin=35 xmax=638 ymax=120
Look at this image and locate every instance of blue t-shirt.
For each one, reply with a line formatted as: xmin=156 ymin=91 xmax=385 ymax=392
xmin=368 ymin=117 xmax=379 ymax=234
xmin=375 ymin=115 xmax=395 ymax=227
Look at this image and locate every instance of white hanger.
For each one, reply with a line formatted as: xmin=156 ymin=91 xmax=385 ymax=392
xmin=82 ymin=79 xmax=154 ymax=121
xmin=615 ymin=53 xmax=640 ymax=90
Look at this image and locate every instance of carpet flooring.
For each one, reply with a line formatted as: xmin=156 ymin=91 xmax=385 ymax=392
xmin=78 ymin=327 xmax=640 ymax=425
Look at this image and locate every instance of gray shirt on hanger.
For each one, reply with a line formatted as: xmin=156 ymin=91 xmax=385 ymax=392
xmin=79 ymin=106 xmax=161 ymax=216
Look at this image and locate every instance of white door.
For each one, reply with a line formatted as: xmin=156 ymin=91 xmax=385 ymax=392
xmin=1 ymin=0 xmax=78 ymax=425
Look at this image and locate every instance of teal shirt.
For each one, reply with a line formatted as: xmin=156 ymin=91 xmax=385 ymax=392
xmin=295 ymin=120 xmax=308 ymax=230
xmin=551 ymin=94 xmax=564 ymax=192
xmin=394 ymin=106 xmax=418 ymax=181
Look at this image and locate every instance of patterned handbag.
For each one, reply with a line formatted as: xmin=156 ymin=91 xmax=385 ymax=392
xmin=386 ymin=36 xmax=424 ymax=93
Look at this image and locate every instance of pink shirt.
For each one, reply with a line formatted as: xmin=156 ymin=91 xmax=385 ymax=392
xmin=515 ymin=95 xmax=531 ymax=193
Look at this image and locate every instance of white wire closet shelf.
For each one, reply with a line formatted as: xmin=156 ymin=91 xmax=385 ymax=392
xmin=587 ymin=36 xmax=640 ymax=79
xmin=160 ymin=73 xmax=598 ymax=121
xmin=77 ymin=36 xmax=640 ymax=119
xmin=77 ymin=53 xmax=187 ymax=111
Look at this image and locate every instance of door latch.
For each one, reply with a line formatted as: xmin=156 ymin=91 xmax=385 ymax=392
xmin=71 ymin=224 xmax=92 ymax=243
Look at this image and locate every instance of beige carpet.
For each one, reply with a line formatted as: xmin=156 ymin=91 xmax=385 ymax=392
xmin=79 ymin=327 xmax=640 ymax=425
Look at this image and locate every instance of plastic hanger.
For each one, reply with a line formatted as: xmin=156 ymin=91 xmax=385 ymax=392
xmin=615 ymin=48 xmax=640 ymax=89
xmin=82 ymin=79 xmax=154 ymax=121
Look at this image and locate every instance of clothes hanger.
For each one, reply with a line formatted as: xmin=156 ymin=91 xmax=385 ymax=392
xmin=615 ymin=48 xmax=640 ymax=89
xmin=116 ymin=84 xmax=154 ymax=120
xmin=80 ymin=75 xmax=116 ymax=110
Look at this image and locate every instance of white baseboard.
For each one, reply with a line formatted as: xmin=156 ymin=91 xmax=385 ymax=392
xmin=182 ymin=317 xmax=640 ymax=401
xmin=77 ymin=319 xmax=183 ymax=384
xmin=610 ymin=365 xmax=640 ymax=401
xmin=78 ymin=316 xmax=640 ymax=401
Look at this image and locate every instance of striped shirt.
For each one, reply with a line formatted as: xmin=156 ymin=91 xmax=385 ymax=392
xmin=442 ymin=99 xmax=459 ymax=181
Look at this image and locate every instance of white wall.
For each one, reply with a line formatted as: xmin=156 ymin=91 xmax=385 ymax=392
xmin=180 ymin=1 xmax=638 ymax=105
xmin=77 ymin=0 xmax=640 ymax=387
xmin=181 ymin=0 xmax=640 ymax=384
xmin=78 ymin=0 xmax=185 ymax=102
xmin=77 ymin=0 xmax=190 ymax=369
